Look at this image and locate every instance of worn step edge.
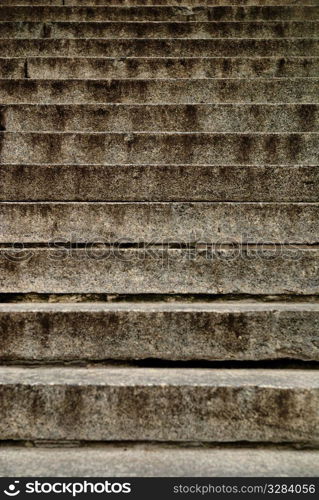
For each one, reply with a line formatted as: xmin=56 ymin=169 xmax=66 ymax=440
xmin=1 ymin=202 xmax=319 ymax=244
xmin=0 ymin=79 xmax=317 ymax=105
xmin=0 ymin=164 xmax=318 ymax=202
xmin=0 ymin=6 xmax=318 ymax=22
xmin=0 ymin=132 xmax=317 ymax=165
xmin=1 ymin=21 xmax=319 ymax=40
xmin=0 ymin=367 xmax=317 ymax=442
xmin=1 ymin=39 xmax=318 ymax=57
xmin=0 ymin=301 xmax=318 ymax=362
xmin=0 ymin=445 xmax=319 ymax=477
xmin=1 ymin=103 xmax=318 ymax=132
xmin=0 ymin=246 xmax=318 ymax=294
xmin=2 ymin=57 xmax=318 ymax=79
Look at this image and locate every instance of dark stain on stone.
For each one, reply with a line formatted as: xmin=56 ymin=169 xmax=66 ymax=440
xmin=55 ymin=106 xmax=67 ymax=132
xmin=184 ymin=105 xmax=199 ymax=131
xmin=41 ymin=23 xmax=52 ymax=39
xmin=288 ymin=134 xmax=302 ymax=162
xmin=0 ymin=315 xmax=12 ymax=359
xmin=297 ymin=104 xmax=317 ymax=132
xmin=274 ymin=22 xmax=285 ymax=38
xmin=274 ymin=390 xmax=294 ymax=421
xmin=38 ymin=312 xmax=51 ymax=349
xmin=276 ymin=58 xmax=286 ymax=77
xmin=237 ymin=135 xmax=252 ymax=163
xmin=51 ymin=81 xmax=64 ymax=96
xmin=0 ymin=107 xmax=6 ymax=131
xmin=0 ymin=132 xmax=4 ymax=163
xmin=222 ymin=58 xmax=231 ymax=77
xmin=30 ymin=388 xmax=47 ymax=419
xmin=23 ymin=60 xmax=29 ymax=79
xmin=265 ymin=135 xmax=279 ymax=163
xmin=58 ymin=386 xmax=85 ymax=433
xmin=207 ymin=6 xmax=226 ymax=21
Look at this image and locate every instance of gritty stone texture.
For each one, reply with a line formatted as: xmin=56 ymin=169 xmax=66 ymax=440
xmin=0 ymin=247 xmax=318 ymax=295
xmin=2 ymin=57 xmax=318 ymax=79
xmin=0 ymin=367 xmax=318 ymax=442
xmin=1 ymin=104 xmax=318 ymax=132
xmin=0 ymin=445 xmax=319 ymax=477
xmin=0 ymin=132 xmax=317 ymax=164
xmin=2 ymin=0 xmax=319 ymax=5
xmin=1 ymin=39 xmax=318 ymax=57
xmin=0 ymin=301 xmax=318 ymax=362
xmin=1 ymin=202 xmax=319 ymax=244
xmin=1 ymin=21 xmax=317 ymax=39
xmin=0 ymin=6 xmax=318 ymax=22
xmin=0 ymin=164 xmax=317 ymax=202
xmin=0 ymin=79 xmax=317 ymax=105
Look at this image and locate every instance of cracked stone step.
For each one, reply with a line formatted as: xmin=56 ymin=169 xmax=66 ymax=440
xmin=0 ymin=132 xmax=317 ymax=164
xmin=0 ymin=246 xmax=318 ymax=294
xmin=0 ymin=6 xmax=318 ymax=22
xmin=1 ymin=202 xmax=319 ymax=244
xmin=1 ymin=21 xmax=319 ymax=39
xmin=1 ymin=104 xmax=318 ymax=132
xmin=1 ymin=39 xmax=318 ymax=57
xmin=0 ymin=164 xmax=318 ymax=202
xmin=2 ymin=57 xmax=318 ymax=79
xmin=1 ymin=79 xmax=317 ymax=105
xmin=0 ymin=367 xmax=317 ymax=442
xmin=0 ymin=445 xmax=318 ymax=477
xmin=0 ymin=301 xmax=318 ymax=362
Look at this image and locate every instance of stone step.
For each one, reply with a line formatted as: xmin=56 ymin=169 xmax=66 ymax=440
xmin=1 ymin=164 xmax=318 ymax=202
xmin=2 ymin=57 xmax=318 ymax=79
xmin=0 ymin=301 xmax=318 ymax=362
xmin=1 ymin=21 xmax=319 ymax=39
xmin=0 ymin=79 xmax=317 ymax=104
xmin=1 ymin=39 xmax=318 ymax=57
xmin=0 ymin=21 xmax=319 ymax=39
xmin=3 ymin=0 xmax=319 ymax=6
xmin=0 ymin=6 xmax=318 ymax=22
xmin=0 ymin=445 xmax=318 ymax=477
xmin=1 ymin=202 xmax=318 ymax=244
xmin=0 ymin=132 xmax=317 ymax=164
xmin=0 ymin=367 xmax=317 ymax=442
xmin=0 ymin=246 xmax=318 ymax=294
xmin=1 ymin=104 xmax=318 ymax=132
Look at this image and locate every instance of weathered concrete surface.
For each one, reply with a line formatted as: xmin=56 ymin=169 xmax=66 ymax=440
xmin=1 ymin=164 xmax=317 ymax=202
xmin=0 ymin=247 xmax=318 ymax=295
xmin=1 ymin=39 xmax=318 ymax=57
xmin=0 ymin=445 xmax=318 ymax=477
xmin=0 ymin=6 xmax=318 ymax=22
xmin=1 ymin=80 xmax=317 ymax=104
xmin=1 ymin=202 xmax=319 ymax=244
xmin=0 ymin=132 xmax=317 ymax=164
xmin=1 ymin=104 xmax=318 ymax=132
xmin=0 ymin=301 xmax=318 ymax=362
xmin=3 ymin=0 xmax=319 ymax=5
xmin=0 ymin=367 xmax=317 ymax=442
xmin=0 ymin=367 xmax=317 ymax=443
xmin=3 ymin=57 xmax=318 ymax=79
xmin=1 ymin=21 xmax=318 ymax=39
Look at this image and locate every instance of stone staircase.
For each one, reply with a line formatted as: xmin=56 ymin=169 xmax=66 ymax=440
xmin=0 ymin=0 xmax=318 ymax=477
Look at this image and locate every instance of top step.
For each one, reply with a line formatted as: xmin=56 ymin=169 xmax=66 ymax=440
xmin=1 ymin=1 xmax=319 ymax=5
xmin=0 ymin=6 xmax=318 ymax=21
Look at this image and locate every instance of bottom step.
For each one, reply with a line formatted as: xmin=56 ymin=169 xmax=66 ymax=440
xmin=0 ymin=445 xmax=318 ymax=477
xmin=0 ymin=367 xmax=318 ymax=444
